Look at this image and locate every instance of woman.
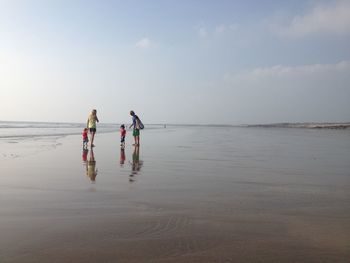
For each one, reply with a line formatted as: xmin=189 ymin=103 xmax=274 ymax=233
xmin=87 ymin=109 xmax=99 ymax=147
xmin=129 ymin=110 xmax=141 ymax=146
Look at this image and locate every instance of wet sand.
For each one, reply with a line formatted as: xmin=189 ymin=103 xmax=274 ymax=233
xmin=1 ymin=127 xmax=349 ymax=262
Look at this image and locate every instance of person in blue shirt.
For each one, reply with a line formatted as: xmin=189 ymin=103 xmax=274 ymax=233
xmin=129 ymin=110 xmax=141 ymax=146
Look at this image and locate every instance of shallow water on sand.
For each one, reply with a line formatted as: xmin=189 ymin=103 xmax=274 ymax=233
xmin=0 ymin=126 xmax=349 ymax=262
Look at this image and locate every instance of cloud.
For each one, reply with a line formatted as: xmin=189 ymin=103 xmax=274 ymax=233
xmin=224 ymin=60 xmax=350 ymax=84
xmin=215 ymin=23 xmax=239 ymax=34
xmin=196 ymin=23 xmax=240 ymax=39
xmin=215 ymin=24 xmax=226 ymax=33
xmin=135 ymin=37 xmax=155 ymax=49
xmin=273 ymin=1 xmax=350 ymax=37
xmin=198 ymin=27 xmax=207 ymax=37
xmin=219 ymin=60 xmax=350 ymax=123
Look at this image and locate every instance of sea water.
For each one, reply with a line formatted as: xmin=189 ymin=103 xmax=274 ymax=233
xmin=0 ymin=121 xmax=118 ymax=139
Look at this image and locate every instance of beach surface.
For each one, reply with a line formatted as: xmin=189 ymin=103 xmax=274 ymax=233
xmin=1 ymin=125 xmax=350 ymax=262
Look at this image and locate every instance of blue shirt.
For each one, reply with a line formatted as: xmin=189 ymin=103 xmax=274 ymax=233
xmin=132 ymin=115 xmax=139 ymax=128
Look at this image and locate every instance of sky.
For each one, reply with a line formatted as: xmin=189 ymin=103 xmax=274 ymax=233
xmin=1 ymin=0 xmax=350 ymax=124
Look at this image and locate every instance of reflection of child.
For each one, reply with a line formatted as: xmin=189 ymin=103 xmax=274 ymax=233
xmin=82 ymin=149 xmax=88 ymax=162
xmin=82 ymin=128 xmax=89 ymax=148
xmin=120 ymin=148 xmax=125 ymax=166
xmin=120 ymin=124 xmax=126 ymax=147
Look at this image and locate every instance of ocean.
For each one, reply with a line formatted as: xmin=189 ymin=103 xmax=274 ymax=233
xmin=0 ymin=121 xmax=119 ymax=139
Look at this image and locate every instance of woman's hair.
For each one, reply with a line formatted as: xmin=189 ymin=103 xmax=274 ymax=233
xmin=130 ymin=110 xmax=135 ymax=116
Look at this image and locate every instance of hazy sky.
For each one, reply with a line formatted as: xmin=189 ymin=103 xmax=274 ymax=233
xmin=1 ymin=0 xmax=350 ymax=124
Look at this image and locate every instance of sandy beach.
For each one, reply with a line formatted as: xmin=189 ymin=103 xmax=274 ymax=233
xmin=1 ymin=126 xmax=349 ymax=263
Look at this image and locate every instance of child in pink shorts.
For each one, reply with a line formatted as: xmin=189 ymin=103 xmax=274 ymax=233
xmin=82 ymin=128 xmax=89 ymax=149
xmin=120 ymin=124 xmax=126 ymax=148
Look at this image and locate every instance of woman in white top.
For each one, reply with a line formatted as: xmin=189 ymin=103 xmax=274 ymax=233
xmin=87 ymin=109 xmax=99 ymax=147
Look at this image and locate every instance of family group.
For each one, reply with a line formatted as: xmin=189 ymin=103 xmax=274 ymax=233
xmin=82 ymin=109 xmax=143 ymax=149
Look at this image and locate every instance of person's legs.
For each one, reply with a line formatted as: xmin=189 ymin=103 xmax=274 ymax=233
xmin=89 ymin=128 xmax=96 ymax=147
xmin=90 ymin=131 xmax=95 ymax=147
xmin=133 ymin=129 xmax=140 ymax=145
xmin=132 ymin=129 xmax=138 ymax=145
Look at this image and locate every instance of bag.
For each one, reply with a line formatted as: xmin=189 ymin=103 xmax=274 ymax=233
xmin=136 ymin=116 xmax=144 ymax=129
xmin=138 ymin=119 xmax=144 ymax=129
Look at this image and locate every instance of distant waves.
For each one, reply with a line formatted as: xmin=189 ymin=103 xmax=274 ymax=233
xmin=0 ymin=121 xmax=118 ymax=139
xmin=246 ymin=122 xmax=350 ymax=129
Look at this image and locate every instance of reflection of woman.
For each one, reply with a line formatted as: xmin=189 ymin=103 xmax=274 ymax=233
xmin=87 ymin=148 xmax=98 ymax=182
xmin=129 ymin=146 xmax=143 ymax=182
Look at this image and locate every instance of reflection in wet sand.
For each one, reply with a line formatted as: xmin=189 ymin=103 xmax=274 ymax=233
xmin=1 ymin=128 xmax=350 ymax=262
xmin=129 ymin=145 xmax=143 ymax=182
xmin=82 ymin=148 xmax=88 ymax=163
xmin=83 ymin=148 xmax=98 ymax=182
xmin=120 ymin=147 xmax=125 ymax=167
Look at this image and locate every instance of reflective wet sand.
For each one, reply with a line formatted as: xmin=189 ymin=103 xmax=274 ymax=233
xmin=1 ymin=127 xmax=349 ymax=262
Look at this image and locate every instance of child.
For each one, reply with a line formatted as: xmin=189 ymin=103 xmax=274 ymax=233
xmin=82 ymin=128 xmax=89 ymax=149
xmin=120 ymin=124 xmax=126 ymax=148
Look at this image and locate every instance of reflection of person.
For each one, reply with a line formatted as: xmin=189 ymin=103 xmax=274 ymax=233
xmin=87 ymin=109 xmax=99 ymax=147
xmin=120 ymin=147 xmax=125 ymax=166
xmin=82 ymin=128 xmax=89 ymax=149
xmin=120 ymin=124 xmax=126 ymax=148
xmin=129 ymin=145 xmax=143 ymax=182
xmin=82 ymin=148 xmax=88 ymax=162
xmin=129 ymin=110 xmax=141 ymax=146
xmin=86 ymin=148 xmax=98 ymax=182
